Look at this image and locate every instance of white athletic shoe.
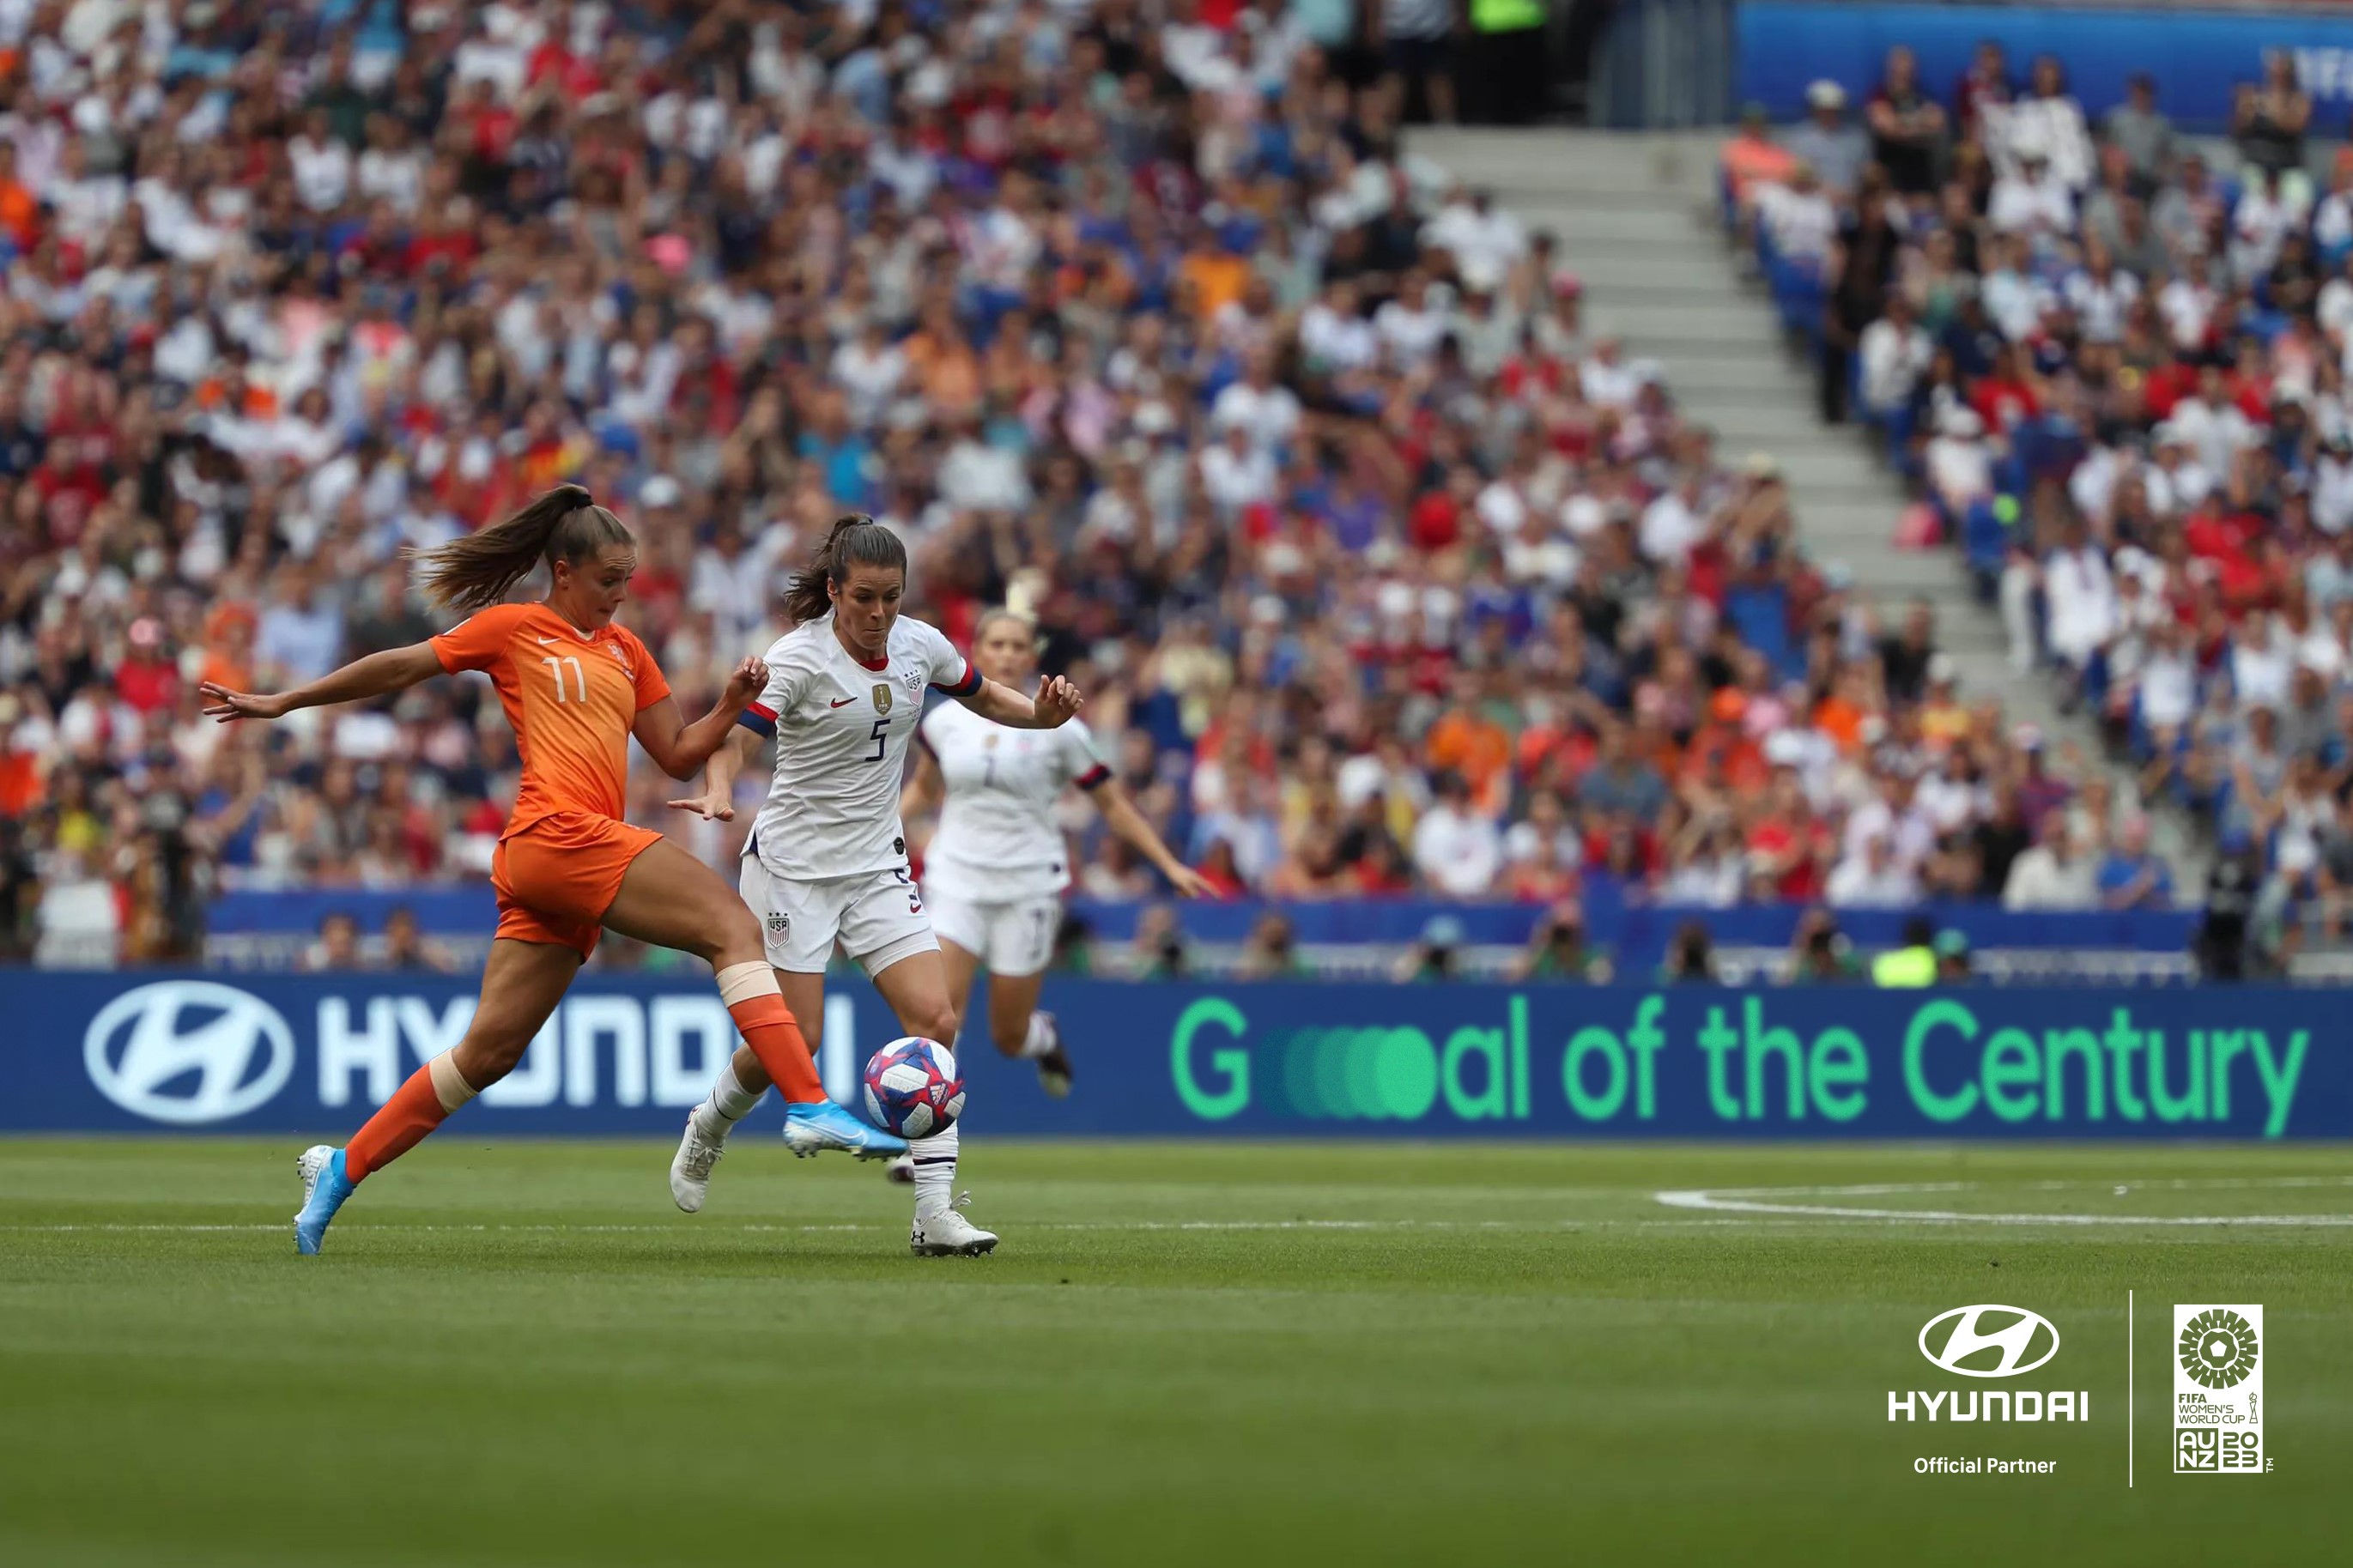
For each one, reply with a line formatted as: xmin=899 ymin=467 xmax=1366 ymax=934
xmin=882 ymin=1153 xmax=915 ymax=1185
xmin=670 ymin=1112 xmax=726 ymax=1214
xmin=1034 ymin=1011 xmax=1074 ymax=1099
xmin=910 ymin=1197 xmax=998 ymax=1256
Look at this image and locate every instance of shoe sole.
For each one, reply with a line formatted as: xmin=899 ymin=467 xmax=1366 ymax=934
xmin=786 ymin=1141 xmax=906 ymax=1161
xmin=672 ymin=1120 xmax=720 ymax=1213
xmin=293 ymin=1147 xmax=332 ymax=1256
xmin=910 ymin=1237 xmax=999 ymax=1256
xmin=1038 ymin=1044 xmax=1074 ymax=1099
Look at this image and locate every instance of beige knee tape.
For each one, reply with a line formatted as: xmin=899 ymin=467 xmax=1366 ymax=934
xmin=428 ymin=1051 xmax=479 ymax=1114
xmin=716 ymin=961 xmax=779 ymax=1007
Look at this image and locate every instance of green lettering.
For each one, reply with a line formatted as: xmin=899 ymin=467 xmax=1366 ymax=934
xmin=1283 ymin=1030 xmax=1322 ymax=1117
xmin=1562 ymin=1027 xmax=1628 ymax=1120
xmin=2208 ymin=1030 xmax=2249 ymax=1123
xmin=1697 ymin=1008 xmax=1741 ymax=1120
xmin=1983 ymin=1029 xmax=2039 ymax=1122
xmin=2251 ymin=1031 xmax=2309 ymax=1139
xmin=1809 ymin=1028 xmax=1867 ymax=1122
xmin=1510 ymin=995 xmax=1531 ymax=1118
xmin=1374 ymin=1029 xmax=1439 ymax=1120
xmin=1314 ymin=1029 xmax=1357 ymax=1119
xmin=1343 ymin=1027 xmax=1387 ymax=1120
xmin=2043 ymin=1028 xmax=2104 ymax=1122
xmin=2148 ymin=1030 xmax=2206 ymax=1123
xmin=2102 ymin=1010 xmax=2148 ymax=1122
xmin=1903 ymin=1000 xmax=1980 ymax=1123
xmin=1744 ymin=998 xmax=1805 ymax=1120
xmin=1627 ymin=996 xmax=1665 ymax=1119
xmin=1172 ymin=998 xmax=1250 ymax=1120
xmin=1442 ymin=1027 xmax=1508 ymax=1120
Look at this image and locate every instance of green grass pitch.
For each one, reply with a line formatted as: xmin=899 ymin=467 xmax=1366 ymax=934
xmin=0 ymin=1138 xmax=2342 ymax=1565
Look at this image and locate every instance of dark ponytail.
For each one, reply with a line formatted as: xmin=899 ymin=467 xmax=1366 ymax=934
xmin=411 ymin=484 xmax=635 ymax=613
xmin=783 ymin=514 xmax=908 ymax=625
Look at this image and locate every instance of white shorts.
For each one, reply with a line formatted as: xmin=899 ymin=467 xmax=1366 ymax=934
xmin=925 ymin=883 xmax=1061 ymax=977
xmin=740 ymin=858 xmax=938 ymax=977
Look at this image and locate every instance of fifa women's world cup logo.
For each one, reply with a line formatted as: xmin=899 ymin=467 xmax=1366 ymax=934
xmin=2177 ymin=1309 xmax=2258 ymax=1389
xmin=2174 ymin=1305 xmax=2265 ymax=1474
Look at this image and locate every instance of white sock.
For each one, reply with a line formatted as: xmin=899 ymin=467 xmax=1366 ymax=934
xmin=1016 ymin=1011 xmax=1058 ymax=1061
xmin=692 ymin=1062 xmax=763 ymax=1141
xmin=912 ymin=1123 xmax=959 ymax=1221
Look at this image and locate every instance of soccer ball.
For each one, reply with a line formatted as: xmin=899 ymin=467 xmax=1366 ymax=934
xmin=861 ymin=1037 xmax=966 ymax=1140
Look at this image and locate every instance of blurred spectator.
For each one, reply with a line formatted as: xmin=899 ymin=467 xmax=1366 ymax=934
xmin=1865 ymin=47 xmax=1946 ymax=200
xmin=2003 ymin=810 xmax=2098 ymax=910
xmin=1509 ymin=900 xmax=1612 ymax=981
xmin=1393 ymin=912 xmax=1465 ymax=982
xmin=1932 ymin=928 xmax=1974 ymax=982
xmin=1411 ymin=772 xmax=1501 ymax=899
xmin=1051 ymin=912 xmax=1096 ymax=977
xmin=382 ymin=905 xmax=452 ymax=972
xmin=1786 ymin=907 xmax=1862 ymax=982
xmin=2102 ymin=75 xmax=2175 ymax=194
xmin=1871 ymin=916 xmax=1938 ymax=986
xmin=2233 ymin=54 xmax=2311 ymax=184
xmin=2197 ymin=838 xmax=2262 ymax=980
xmin=1659 ymin=920 xmax=1717 ymax=983
xmin=1826 ymin=831 xmax=1921 ymax=909
xmin=1786 ymin=81 xmax=1870 ymax=202
xmin=0 ymin=0 xmax=2151 ymax=980
xmin=1236 ymin=910 xmax=1309 ymax=980
xmin=1132 ymin=905 xmax=1191 ymax=981
xmin=2096 ymin=815 xmax=2174 ymax=910
xmin=304 ymin=911 xmax=362 ymax=973
xmin=1379 ymin=0 xmax=1458 ymax=126
xmin=1735 ymin=38 xmax=2353 ymax=956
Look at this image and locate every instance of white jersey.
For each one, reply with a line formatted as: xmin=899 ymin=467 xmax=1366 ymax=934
xmin=919 ymin=700 xmax=1109 ymax=900
xmin=741 ymin=613 xmax=978 ymax=881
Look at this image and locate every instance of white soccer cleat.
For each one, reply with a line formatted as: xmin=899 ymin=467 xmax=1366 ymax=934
xmin=882 ymin=1153 xmax=915 ymax=1185
xmin=910 ymin=1199 xmax=998 ymax=1256
xmin=670 ymin=1112 xmax=726 ymax=1214
xmin=1032 ymin=1011 xmax=1074 ymax=1099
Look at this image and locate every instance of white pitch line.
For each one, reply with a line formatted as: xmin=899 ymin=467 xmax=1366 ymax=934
xmin=1654 ymin=1179 xmax=2353 ymax=1227
xmin=0 ymin=1217 xmax=1755 ymax=1236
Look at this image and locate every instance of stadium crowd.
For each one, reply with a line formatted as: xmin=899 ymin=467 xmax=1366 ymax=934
xmin=1737 ymin=45 xmax=2353 ymax=966
xmin=0 ymin=0 xmax=2153 ymax=970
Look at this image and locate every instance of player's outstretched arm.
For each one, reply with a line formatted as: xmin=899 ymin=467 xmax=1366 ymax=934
xmin=635 ymin=656 xmax=765 ymax=781
xmin=199 ymin=643 xmax=445 ymax=723
xmin=901 ymin=746 xmax=944 ymax=820
xmin=667 ymin=725 xmax=758 ymax=820
xmin=1090 ymin=777 xmax=1214 ymax=898
xmin=962 ymin=674 xmax=1083 ymax=730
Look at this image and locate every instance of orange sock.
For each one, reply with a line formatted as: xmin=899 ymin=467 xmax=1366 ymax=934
xmin=345 ymin=1054 xmax=478 ymax=1182
xmin=727 ymin=993 xmax=827 ymax=1104
xmin=345 ymin=1069 xmax=447 ymax=1182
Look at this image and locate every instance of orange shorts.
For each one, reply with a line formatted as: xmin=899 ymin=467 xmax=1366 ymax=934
xmin=491 ymin=812 xmax=664 ymax=959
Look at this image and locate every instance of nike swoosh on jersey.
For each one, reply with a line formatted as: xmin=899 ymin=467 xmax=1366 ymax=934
xmin=829 ymin=697 xmax=856 ymax=708
xmin=536 ymin=636 xmax=561 ymax=645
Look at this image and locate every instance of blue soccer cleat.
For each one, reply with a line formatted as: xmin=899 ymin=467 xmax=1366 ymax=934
xmin=294 ymin=1145 xmax=355 ymax=1256
xmin=781 ymin=1100 xmax=908 ymax=1161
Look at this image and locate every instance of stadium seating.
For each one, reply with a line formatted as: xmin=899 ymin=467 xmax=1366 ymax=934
xmin=1737 ymin=46 xmax=2353 ymax=970
xmin=0 ymin=1 xmax=2230 ymax=977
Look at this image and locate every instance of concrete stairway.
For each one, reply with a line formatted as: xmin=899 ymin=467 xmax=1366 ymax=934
xmin=1410 ymin=127 xmax=2031 ymax=716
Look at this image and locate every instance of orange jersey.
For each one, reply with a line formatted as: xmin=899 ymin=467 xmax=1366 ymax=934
xmin=431 ymin=602 xmax=671 ymax=837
